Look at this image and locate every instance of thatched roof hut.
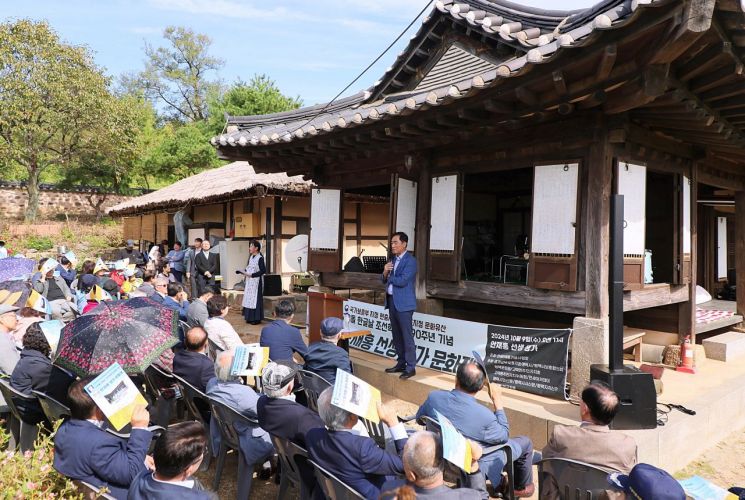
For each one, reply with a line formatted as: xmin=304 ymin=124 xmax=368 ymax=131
xmin=108 ymin=161 xmax=311 ymax=217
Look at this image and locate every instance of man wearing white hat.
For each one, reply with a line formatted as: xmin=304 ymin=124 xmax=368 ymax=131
xmin=32 ymin=259 xmax=77 ymax=322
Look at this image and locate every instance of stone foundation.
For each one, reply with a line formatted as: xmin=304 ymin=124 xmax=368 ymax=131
xmin=0 ymin=185 xmax=134 ymax=219
xmin=570 ymin=316 xmax=609 ymax=397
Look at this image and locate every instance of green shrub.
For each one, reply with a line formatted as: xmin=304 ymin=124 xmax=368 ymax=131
xmin=23 ymin=236 xmax=54 ymax=251
xmin=0 ymin=421 xmax=83 ymax=499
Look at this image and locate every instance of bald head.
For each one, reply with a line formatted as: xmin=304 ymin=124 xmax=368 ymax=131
xmin=581 ymin=381 xmax=620 ymax=425
xmin=455 ymin=361 xmax=485 ymax=394
xmin=185 ymin=327 xmax=208 ymax=352
xmin=403 ymin=431 xmax=444 ymax=486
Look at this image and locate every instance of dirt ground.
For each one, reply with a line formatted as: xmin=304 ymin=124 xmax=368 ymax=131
xmin=196 ymin=313 xmax=743 ymax=499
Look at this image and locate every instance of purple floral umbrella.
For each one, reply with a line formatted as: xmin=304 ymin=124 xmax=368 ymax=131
xmin=0 ymin=280 xmax=31 ymax=308
xmin=0 ymin=258 xmax=36 ymax=282
xmin=54 ymin=297 xmax=179 ymax=377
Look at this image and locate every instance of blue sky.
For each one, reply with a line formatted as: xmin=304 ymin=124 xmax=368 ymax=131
xmin=5 ymin=0 xmax=595 ymax=106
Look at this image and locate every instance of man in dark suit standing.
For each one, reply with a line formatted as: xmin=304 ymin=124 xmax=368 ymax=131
xmin=382 ymin=232 xmax=418 ymax=379
xmin=306 ymin=387 xmax=407 ymax=499
xmin=194 ymin=239 xmax=218 ymax=297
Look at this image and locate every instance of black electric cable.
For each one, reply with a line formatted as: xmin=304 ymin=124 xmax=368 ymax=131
xmin=293 ymin=0 xmax=435 ymax=132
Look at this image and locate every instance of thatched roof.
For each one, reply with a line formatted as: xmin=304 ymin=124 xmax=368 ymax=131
xmin=107 ymin=161 xmax=312 ymax=216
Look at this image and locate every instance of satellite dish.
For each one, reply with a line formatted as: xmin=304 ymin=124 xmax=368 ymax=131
xmin=285 ymin=235 xmax=309 ymax=272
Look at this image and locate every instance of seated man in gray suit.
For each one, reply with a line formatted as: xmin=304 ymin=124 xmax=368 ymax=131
xmin=541 ymin=380 xmax=638 ymax=499
xmin=381 ymin=430 xmax=488 ymax=499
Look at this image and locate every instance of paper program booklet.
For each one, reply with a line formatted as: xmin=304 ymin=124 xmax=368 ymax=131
xmin=331 ymin=368 xmax=382 ymax=423
xmin=230 ymin=343 xmax=269 ymax=377
xmin=436 ymin=410 xmax=473 ymax=473
xmin=84 ymin=363 xmax=148 ymax=431
xmin=39 ymin=319 xmax=64 ymax=354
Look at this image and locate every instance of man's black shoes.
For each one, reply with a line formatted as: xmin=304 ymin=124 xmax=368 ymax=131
xmin=385 ymin=365 xmax=405 ymax=373
xmin=399 ymin=370 xmax=416 ymax=380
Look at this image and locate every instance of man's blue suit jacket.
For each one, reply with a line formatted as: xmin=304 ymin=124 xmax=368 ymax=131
xmin=382 ymin=251 xmax=417 ymax=312
xmin=53 ymin=419 xmax=152 ymax=500
xmin=306 ymin=427 xmax=406 ymax=499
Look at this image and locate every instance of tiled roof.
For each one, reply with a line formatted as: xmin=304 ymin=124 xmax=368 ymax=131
xmin=212 ymin=0 xmax=668 ymax=150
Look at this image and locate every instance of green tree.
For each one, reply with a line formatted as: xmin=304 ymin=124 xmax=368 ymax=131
xmin=0 ymin=19 xmax=111 ymax=221
xmin=206 ymin=75 xmax=302 ymax=134
xmin=144 ymin=121 xmax=222 ymax=181
xmin=138 ymin=26 xmax=223 ymax=122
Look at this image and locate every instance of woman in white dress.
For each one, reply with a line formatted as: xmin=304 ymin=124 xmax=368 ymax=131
xmin=239 ymin=240 xmax=265 ymax=325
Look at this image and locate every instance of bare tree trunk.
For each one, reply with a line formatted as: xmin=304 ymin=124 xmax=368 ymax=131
xmin=86 ymin=193 xmax=108 ymax=222
xmin=25 ymin=167 xmax=41 ymax=223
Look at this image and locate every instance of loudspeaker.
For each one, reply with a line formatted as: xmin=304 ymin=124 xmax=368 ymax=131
xmin=264 ymin=274 xmax=282 ymax=296
xmin=343 ymin=257 xmax=364 ymax=272
xmin=590 ymin=364 xmax=657 ymax=429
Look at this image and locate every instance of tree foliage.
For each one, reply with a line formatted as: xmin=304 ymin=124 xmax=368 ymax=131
xmin=206 ymin=75 xmax=302 ymax=135
xmin=0 ymin=19 xmax=112 ymax=221
xmin=138 ymin=26 xmax=224 ymax=122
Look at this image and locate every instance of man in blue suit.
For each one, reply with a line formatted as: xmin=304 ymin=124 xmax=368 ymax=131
xmin=53 ymin=379 xmax=153 ymax=500
xmin=382 ymin=231 xmax=418 ymax=379
xmin=259 ymin=300 xmax=307 ymax=361
xmin=416 ymin=361 xmax=536 ymax=497
xmin=306 ymin=387 xmax=407 ymax=499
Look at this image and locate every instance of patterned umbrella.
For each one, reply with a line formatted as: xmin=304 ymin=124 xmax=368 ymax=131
xmin=0 ymin=280 xmax=31 ymax=308
xmin=54 ymin=297 xmax=179 ymax=377
xmin=0 ymin=258 xmax=36 ymax=282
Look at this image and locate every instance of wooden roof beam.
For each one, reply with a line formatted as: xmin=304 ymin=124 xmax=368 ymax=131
xmin=652 ymin=0 xmax=716 ymax=64
xmin=596 ymin=44 xmax=618 ymax=82
xmin=670 ymin=78 xmax=745 ymax=146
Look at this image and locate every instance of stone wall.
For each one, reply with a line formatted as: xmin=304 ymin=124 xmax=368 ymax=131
xmin=0 ymin=186 xmax=134 ymax=220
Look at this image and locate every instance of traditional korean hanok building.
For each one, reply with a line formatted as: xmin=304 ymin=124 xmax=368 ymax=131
xmin=212 ymin=0 xmax=745 ymax=384
xmin=107 ymin=161 xmax=388 ymax=290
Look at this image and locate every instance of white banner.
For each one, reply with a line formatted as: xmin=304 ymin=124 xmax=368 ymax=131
xmin=344 ymin=299 xmax=484 ymax=374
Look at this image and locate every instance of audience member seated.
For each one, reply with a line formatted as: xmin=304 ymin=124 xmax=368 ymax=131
xmin=203 ymin=295 xmax=242 ymax=351
xmin=32 ymin=263 xmax=77 ymax=321
xmin=137 ymin=271 xmax=157 ymax=298
xmin=303 ymin=316 xmax=352 ymax=385
xmin=608 ymin=463 xmax=686 ymax=500
xmin=416 ymin=361 xmax=535 ymax=497
xmin=70 ymin=260 xmax=96 ymax=292
xmin=57 ymin=255 xmax=77 ymax=287
xmin=259 ymin=300 xmax=307 ymax=362
xmin=156 ymin=262 xmax=178 ymax=284
xmin=381 ymin=430 xmax=488 ymax=500
xmin=163 ymin=283 xmax=189 ymax=321
xmin=82 ymin=284 xmax=114 ymax=314
xmin=11 ymin=323 xmax=75 ymax=425
xmin=187 ymin=287 xmax=214 ymax=328
xmin=127 ymin=421 xmax=217 ymax=500
xmin=174 ymin=327 xmax=214 ymax=393
xmin=149 ymin=276 xmax=169 ymax=304
xmin=306 ymin=387 xmax=406 ymax=499
xmin=206 ymin=350 xmax=274 ymax=482
xmin=0 ymin=304 xmax=21 ymax=410
xmin=54 ymin=379 xmax=154 ymax=500
xmin=257 ymin=361 xmax=323 ymax=447
xmin=541 ymin=381 xmax=638 ymax=499
xmin=12 ymin=306 xmax=45 ymax=347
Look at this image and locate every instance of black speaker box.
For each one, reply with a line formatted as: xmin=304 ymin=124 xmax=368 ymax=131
xmin=590 ymin=364 xmax=657 ymax=430
xmin=264 ymin=274 xmax=282 ymax=296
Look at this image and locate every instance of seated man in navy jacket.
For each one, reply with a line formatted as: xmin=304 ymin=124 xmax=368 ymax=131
xmin=128 ymin=421 xmax=217 ymax=500
xmin=416 ymin=361 xmax=535 ymax=497
xmin=173 ymin=327 xmax=214 ymax=421
xmin=306 ymin=387 xmax=407 ymax=499
xmin=303 ymin=317 xmax=352 ymax=385
xmin=53 ymin=379 xmax=153 ymax=500
xmin=259 ymin=300 xmax=307 ymax=362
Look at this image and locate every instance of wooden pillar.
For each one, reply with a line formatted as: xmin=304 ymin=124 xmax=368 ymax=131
xmin=678 ymin=165 xmax=698 ymax=341
xmin=272 ymin=197 xmax=282 ymax=274
xmin=415 ymin=160 xmax=431 ymax=303
xmin=584 ymin=131 xmax=613 ymax=319
xmin=355 ymin=203 xmax=362 ymax=256
xmin=735 ymin=190 xmax=745 ymax=317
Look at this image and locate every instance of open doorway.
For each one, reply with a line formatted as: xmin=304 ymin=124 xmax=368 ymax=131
xmin=645 ymin=171 xmax=677 ymax=284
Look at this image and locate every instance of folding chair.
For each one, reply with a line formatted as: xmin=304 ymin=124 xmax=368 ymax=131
xmin=296 ymin=370 xmax=331 ymax=413
xmin=171 ymin=372 xmax=213 ymax=470
xmin=536 ymin=457 xmax=613 ymax=500
xmin=419 ymin=414 xmax=515 ymax=500
xmin=31 ymin=390 xmax=71 ymax=423
xmin=0 ymin=378 xmax=39 ymax=452
xmin=358 ymin=416 xmax=387 ymax=450
xmin=142 ymin=365 xmax=178 ymax=426
xmin=72 ymin=479 xmax=116 ymax=500
xmin=270 ymin=434 xmax=313 ymax=499
xmin=208 ymin=396 xmax=265 ymax=499
xmin=207 ymin=338 xmax=223 ymax=362
xmin=309 ymin=458 xmax=365 ymax=500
